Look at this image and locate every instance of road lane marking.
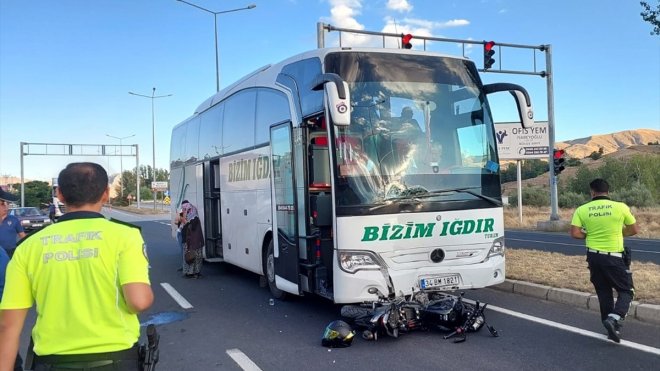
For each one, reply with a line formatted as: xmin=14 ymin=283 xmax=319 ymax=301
xmin=506 ymin=238 xmax=660 ymax=255
xmin=506 ymin=238 xmax=584 ymax=247
xmin=160 ymin=282 xmax=193 ymax=309
xmin=227 ymin=349 xmax=263 ymax=371
xmin=466 ymin=299 xmax=660 ymax=356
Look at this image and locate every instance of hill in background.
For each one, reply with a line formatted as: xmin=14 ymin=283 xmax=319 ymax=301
xmin=502 ymin=129 xmax=660 ymax=194
xmin=556 ymin=128 xmax=660 ymax=158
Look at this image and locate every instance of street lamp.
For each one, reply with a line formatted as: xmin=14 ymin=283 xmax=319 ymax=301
xmin=129 ymin=88 xmax=172 ymax=210
xmin=106 ymin=133 xmax=135 ymax=199
xmin=177 ymin=0 xmax=256 ymax=92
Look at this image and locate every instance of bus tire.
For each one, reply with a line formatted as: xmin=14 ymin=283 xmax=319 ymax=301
xmin=264 ymin=239 xmax=287 ymax=300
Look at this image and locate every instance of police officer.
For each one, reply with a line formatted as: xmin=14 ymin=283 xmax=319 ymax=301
xmin=0 ymin=162 xmax=154 ymax=370
xmin=0 ymin=189 xmax=26 ymax=259
xmin=570 ymin=178 xmax=639 ymax=343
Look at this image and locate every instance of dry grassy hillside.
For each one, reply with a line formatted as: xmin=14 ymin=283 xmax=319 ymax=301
xmin=556 ymin=128 xmax=660 ymax=159
xmin=501 ymin=144 xmax=660 ymax=195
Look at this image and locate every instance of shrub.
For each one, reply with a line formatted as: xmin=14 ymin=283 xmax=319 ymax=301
xmin=611 ymin=183 xmax=656 ymax=207
xmin=558 ymin=191 xmax=589 ymax=208
xmin=509 ymin=186 xmax=550 ymax=207
xmin=588 ymin=151 xmax=602 ymax=160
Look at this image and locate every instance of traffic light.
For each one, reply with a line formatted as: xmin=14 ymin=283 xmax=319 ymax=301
xmin=402 ymin=34 xmax=413 ymax=49
xmin=553 ymin=149 xmax=566 ymax=176
xmin=483 ymin=41 xmax=496 ymax=70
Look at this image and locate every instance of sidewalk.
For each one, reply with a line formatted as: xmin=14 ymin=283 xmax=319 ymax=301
xmin=492 ymin=279 xmax=660 ymax=325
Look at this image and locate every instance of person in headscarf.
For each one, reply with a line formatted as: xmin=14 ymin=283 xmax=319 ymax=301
xmin=181 ymin=202 xmax=204 ymax=278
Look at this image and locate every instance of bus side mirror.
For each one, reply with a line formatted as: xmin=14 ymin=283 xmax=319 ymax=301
xmin=312 ymin=73 xmax=351 ymax=127
xmin=484 ymin=83 xmax=534 ymax=128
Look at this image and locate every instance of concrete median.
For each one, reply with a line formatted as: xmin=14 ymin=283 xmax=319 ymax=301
xmin=491 ymin=279 xmax=660 ymax=325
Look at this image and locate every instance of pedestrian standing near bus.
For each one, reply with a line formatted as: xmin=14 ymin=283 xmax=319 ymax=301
xmin=0 ymin=189 xmax=26 ymax=259
xmin=174 ymin=200 xmax=190 ymax=272
xmin=0 ymin=162 xmax=154 ymax=370
xmin=181 ymin=202 xmax=204 ymax=279
xmin=570 ymin=178 xmax=639 ymax=343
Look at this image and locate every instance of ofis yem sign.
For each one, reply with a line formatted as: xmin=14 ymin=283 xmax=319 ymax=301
xmin=361 ymin=218 xmax=495 ymax=241
xmin=495 ymin=121 xmax=549 ymax=160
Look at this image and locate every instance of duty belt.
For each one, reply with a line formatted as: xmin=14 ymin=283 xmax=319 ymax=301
xmin=33 ymin=344 xmax=139 ymax=368
xmin=587 ymin=248 xmax=622 ymax=258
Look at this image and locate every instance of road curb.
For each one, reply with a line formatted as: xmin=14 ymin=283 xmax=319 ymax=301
xmin=491 ymin=279 xmax=660 ymax=325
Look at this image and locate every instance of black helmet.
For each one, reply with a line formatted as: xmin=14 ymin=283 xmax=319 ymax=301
xmin=321 ymin=320 xmax=356 ymax=348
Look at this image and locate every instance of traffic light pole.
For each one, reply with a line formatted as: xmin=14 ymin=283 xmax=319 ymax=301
xmin=545 ymin=45 xmax=560 ymax=221
xmin=316 ymin=23 xmax=564 ymax=225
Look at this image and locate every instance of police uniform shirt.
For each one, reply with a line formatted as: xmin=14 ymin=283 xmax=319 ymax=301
xmin=0 ymin=214 xmax=24 ymax=251
xmin=0 ymin=211 xmax=150 ymax=355
xmin=570 ymin=196 xmax=636 ymax=253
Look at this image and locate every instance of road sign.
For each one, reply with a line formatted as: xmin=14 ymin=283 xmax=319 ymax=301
xmin=151 ymin=181 xmax=168 ymax=191
xmin=495 ymin=121 xmax=549 ymax=160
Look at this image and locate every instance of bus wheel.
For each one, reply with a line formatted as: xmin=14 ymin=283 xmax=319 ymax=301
xmin=264 ymin=239 xmax=287 ymax=300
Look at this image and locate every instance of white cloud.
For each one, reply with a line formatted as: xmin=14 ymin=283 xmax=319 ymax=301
xmin=387 ymin=0 xmax=413 ymax=13
xmin=441 ymin=19 xmax=470 ymax=28
xmin=402 ymin=17 xmax=470 ymax=29
xmin=325 ymin=0 xmax=396 ymax=47
xmin=321 ymin=0 xmax=470 ymax=48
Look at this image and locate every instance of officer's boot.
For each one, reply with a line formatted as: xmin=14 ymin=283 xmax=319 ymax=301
xmin=603 ymin=314 xmax=621 ymax=343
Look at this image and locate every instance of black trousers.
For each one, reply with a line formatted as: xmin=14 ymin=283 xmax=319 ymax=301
xmin=586 ymin=252 xmax=634 ymax=321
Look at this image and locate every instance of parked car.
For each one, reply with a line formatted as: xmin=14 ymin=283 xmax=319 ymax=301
xmin=8 ymin=207 xmax=52 ymax=232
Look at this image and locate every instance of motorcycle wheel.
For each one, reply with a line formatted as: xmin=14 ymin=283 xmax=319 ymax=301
xmin=340 ymin=305 xmax=372 ymax=319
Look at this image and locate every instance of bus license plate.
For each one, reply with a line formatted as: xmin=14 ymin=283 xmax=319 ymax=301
xmin=420 ymin=275 xmax=460 ymax=289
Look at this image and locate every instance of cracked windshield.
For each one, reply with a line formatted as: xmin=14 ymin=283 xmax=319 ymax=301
xmin=326 ymin=53 xmax=501 ymax=210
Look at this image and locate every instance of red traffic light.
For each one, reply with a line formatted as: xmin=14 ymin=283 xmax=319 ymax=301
xmin=485 ymin=41 xmax=495 ymax=52
xmin=402 ymin=34 xmax=413 ymax=49
xmin=483 ymin=41 xmax=496 ymax=69
xmin=553 ymin=149 xmax=565 ymax=159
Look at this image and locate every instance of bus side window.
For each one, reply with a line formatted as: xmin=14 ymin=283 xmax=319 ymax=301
xmin=310 ymin=135 xmax=330 ymax=190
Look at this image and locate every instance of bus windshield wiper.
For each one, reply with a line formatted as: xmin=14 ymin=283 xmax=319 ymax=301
xmin=409 ymin=187 xmax=502 ymax=206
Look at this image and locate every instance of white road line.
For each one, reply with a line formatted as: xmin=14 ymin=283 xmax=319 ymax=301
xmin=506 ymin=238 xmax=660 ymax=254
xmin=226 ymin=349 xmax=263 ymax=371
xmin=506 ymin=238 xmax=582 ymax=247
xmin=465 ymin=299 xmax=660 ymax=356
xmin=160 ymin=282 xmax=193 ymax=309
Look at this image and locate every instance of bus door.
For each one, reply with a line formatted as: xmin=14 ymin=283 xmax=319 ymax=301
xmin=270 ymin=122 xmax=300 ymax=293
xmin=203 ymin=160 xmax=223 ymax=259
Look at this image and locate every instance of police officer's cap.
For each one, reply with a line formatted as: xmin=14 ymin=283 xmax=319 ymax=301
xmin=0 ymin=188 xmax=19 ymax=203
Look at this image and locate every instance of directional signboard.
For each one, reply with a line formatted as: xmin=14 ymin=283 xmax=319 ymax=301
xmin=151 ymin=181 xmax=168 ymax=191
xmin=495 ymin=121 xmax=549 ymax=160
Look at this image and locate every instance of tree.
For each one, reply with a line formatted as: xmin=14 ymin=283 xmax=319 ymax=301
xmin=588 ymin=149 xmax=603 ymax=160
xmin=113 ymin=165 xmax=170 ymax=201
xmin=641 ymin=1 xmax=660 ymax=35
xmin=10 ymin=181 xmax=51 ymax=208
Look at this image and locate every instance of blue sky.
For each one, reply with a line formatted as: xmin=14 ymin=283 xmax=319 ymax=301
xmin=1 ymin=0 xmax=658 ymax=181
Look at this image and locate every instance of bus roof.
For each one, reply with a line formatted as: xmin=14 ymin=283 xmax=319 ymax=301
xmin=190 ymin=47 xmax=471 ymax=117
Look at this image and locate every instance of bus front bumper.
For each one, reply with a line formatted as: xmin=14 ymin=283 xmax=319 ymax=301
xmin=332 ymin=254 xmax=505 ymax=304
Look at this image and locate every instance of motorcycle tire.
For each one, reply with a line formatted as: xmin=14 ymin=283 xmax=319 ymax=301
xmin=340 ymin=305 xmax=373 ymax=319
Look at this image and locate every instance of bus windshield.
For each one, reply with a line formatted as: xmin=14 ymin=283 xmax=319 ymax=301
xmin=325 ymin=52 xmax=501 ymax=214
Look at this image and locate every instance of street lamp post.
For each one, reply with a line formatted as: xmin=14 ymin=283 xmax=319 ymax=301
xmin=129 ymin=88 xmax=172 ymax=210
xmin=106 ymin=133 xmax=135 ymax=199
xmin=177 ymin=0 xmax=256 ymax=92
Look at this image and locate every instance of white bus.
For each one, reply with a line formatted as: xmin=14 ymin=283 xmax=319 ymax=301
xmin=170 ymin=47 xmax=534 ymax=303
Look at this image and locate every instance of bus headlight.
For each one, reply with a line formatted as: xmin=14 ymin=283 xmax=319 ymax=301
xmin=338 ymin=250 xmax=383 ymax=274
xmin=487 ymin=236 xmax=505 ymax=258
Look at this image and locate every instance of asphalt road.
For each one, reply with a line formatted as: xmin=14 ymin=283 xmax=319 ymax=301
xmin=505 ymin=229 xmax=660 ymax=264
xmin=15 ymin=210 xmax=660 ymax=370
